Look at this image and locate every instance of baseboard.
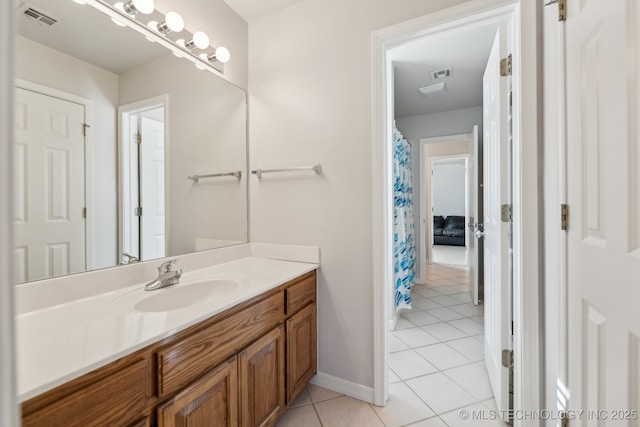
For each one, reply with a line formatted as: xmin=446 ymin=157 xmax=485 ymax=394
xmin=389 ymin=312 xmax=398 ymax=330
xmin=309 ymin=372 xmax=375 ymax=404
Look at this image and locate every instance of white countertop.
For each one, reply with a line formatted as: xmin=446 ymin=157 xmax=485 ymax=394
xmin=16 ymin=256 xmax=318 ymax=402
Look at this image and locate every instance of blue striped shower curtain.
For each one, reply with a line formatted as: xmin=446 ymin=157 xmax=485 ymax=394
xmin=393 ymin=127 xmax=416 ymax=311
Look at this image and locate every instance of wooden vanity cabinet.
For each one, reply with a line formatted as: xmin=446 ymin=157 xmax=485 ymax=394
xmin=158 ymin=356 xmax=239 ymax=427
xmin=21 ymin=270 xmax=317 ymax=427
xmin=239 ymin=325 xmax=285 ymax=427
xmin=286 ymin=303 xmax=317 ymax=404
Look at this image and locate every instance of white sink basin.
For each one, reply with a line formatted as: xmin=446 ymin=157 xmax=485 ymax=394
xmin=134 ymin=279 xmax=238 ymax=312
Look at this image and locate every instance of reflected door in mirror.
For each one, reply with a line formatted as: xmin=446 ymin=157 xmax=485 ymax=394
xmin=121 ymin=101 xmax=167 ymax=262
xmin=14 ymin=87 xmax=87 ymax=282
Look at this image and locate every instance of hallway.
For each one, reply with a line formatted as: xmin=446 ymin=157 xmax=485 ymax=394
xmin=277 ymin=263 xmax=508 ymax=426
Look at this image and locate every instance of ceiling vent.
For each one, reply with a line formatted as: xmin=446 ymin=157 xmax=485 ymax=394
xmin=18 ymin=3 xmax=59 ymax=28
xmin=430 ymin=67 xmax=453 ymax=81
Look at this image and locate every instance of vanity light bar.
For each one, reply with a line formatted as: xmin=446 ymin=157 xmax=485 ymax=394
xmin=85 ymin=0 xmax=229 ymax=74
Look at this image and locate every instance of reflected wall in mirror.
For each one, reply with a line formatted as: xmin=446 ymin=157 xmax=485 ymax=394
xmin=13 ymin=0 xmax=248 ymax=283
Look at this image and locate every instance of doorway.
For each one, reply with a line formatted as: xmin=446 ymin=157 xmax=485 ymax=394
xmin=372 ymin=0 xmax=542 ymax=419
xmin=430 ymin=156 xmax=469 ymax=267
xmin=119 ymin=96 xmax=168 ymax=264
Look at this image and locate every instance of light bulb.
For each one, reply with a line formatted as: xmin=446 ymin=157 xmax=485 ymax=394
xmin=215 ymin=47 xmax=230 ymax=63
xmin=147 ymin=20 xmax=158 ymax=30
xmin=195 ymin=63 xmax=206 ymax=71
xmin=192 ymin=31 xmax=209 ymax=49
xmin=165 ymin=11 xmax=184 ymax=32
xmin=132 ymin=0 xmax=154 ymax=14
xmin=73 ymin=0 xmax=86 ymax=5
xmin=111 ymin=16 xmax=127 ymax=27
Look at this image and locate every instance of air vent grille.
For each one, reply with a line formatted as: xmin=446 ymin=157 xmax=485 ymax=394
xmin=430 ymin=67 xmax=453 ymax=80
xmin=21 ymin=5 xmax=58 ymax=27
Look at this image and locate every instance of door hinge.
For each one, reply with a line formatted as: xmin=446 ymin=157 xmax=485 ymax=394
xmin=501 ymin=349 xmax=514 ymax=368
xmin=500 ymin=54 xmax=512 ymax=77
xmin=82 ymin=123 xmax=91 ymax=137
xmin=136 ymin=132 xmax=142 ymax=144
xmin=501 ymin=204 xmax=513 ymax=222
xmin=134 ymin=206 xmax=142 ymax=217
xmin=559 ymin=410 xmax=569 ymax=427
xmin=82 ymin=207 xmax=86 ymax=218
xmin=561 ymin=204 xmax=569 ymax=230
xmin=545 ymin=0 xmax=567 ymax=21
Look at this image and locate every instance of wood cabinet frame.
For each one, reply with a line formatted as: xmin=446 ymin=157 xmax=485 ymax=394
xmin=21 ymin=270 xmax=317 ymax=427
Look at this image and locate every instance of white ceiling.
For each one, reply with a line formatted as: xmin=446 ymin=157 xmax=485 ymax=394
xmin=390 ymin=23 xmax=498 ymax=118
xmin=16 ymin=0 xmax=169 ymax=74
xmin=223 ymin=0 xmax=304 ymax=22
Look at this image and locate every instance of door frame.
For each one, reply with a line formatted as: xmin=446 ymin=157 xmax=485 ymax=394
xmin=371 ymin=0 xmax=542 ymax=419
xmin=426 ymin=154 xmax=470 ymax=267
xmin=0 ymin=0 xmax=17 ymax=421
xmin=14 ymin=78 xmax=95 ymax=271
xmin=118 ymin=94 xmax=170 ymax=263
xmin=418 ymin=133 xmax=472 ymax=274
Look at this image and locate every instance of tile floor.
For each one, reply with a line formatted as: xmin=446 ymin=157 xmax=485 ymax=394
xmin=277 ymin=263 xmax=509 ymax=427
xmin=431 ymin=246 xmax=468 ymax=266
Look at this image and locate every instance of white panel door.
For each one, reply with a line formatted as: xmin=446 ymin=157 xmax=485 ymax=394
xmin=13 ymin=87 xmax=86 ymax=282
xmin=566 ymin=0 xmax=640 ymax=420
xmin=140 ymin=114 xmax=165 ymax=260
xmin=482 ymin=28 xmax=512 ymax=420
xmin=469 ymin=125 xmax=481 ymax=305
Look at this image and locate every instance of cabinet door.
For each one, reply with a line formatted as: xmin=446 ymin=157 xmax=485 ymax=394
xmin=158 ymin=356 xmax=238 ymax=427
xmin=286 ymin=304 xmax=317 ymax=403
xmin=239 ymin=326 xmax=285 ymax=427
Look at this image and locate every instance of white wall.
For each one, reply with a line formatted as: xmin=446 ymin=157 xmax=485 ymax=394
xmin=395 ymin=106 xmax=483 ymax=144
xmin=14 ymin=35 xmax=119 ymax=269
xmin=248 ymin=0 xmax=470 ymax=391
xmin=119 ymin=54 xmax=248 ymax=256
xmin=432 ymin=162 xmax=466 ymax=217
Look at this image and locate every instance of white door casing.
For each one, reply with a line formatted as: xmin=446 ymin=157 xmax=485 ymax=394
xmin=483 ymin=26 xmax=512 ymax=420
xmin=13 ymin=88 xmax=86 ymax=282
xmin=122 ymin=113 xmax=140 ymax=260
xmin=565 ymin=0 xmax=640 ymax=419
xmin=469 ymin=125 xmax=481 ymax=305
xmin=118 ymin=96 xmax=168 ymax=263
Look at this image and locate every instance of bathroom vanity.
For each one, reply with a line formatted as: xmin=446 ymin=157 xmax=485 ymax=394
xmin=17 ymin=257 xmax=317 ymax=427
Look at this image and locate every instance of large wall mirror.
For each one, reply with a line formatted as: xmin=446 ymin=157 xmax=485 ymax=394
xmin=13 ymin=0 xmax=248 ymax=283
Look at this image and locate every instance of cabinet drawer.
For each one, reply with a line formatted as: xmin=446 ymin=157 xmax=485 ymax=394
xmin=158 ymin=292 xmax=284 ymax=396
xmin=285 ymin=273 xmax=316 ymax=314
xmin=22 ymin=359 xmax=148 ymax=427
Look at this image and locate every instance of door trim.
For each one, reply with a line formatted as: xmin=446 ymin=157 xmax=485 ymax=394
xmin=118 ymin=95 xmax=170 ymax=263
xmin=14 ymin=78 xmax=95 ymax=271
xmin=0 ymin=0 xmax=17 ymax=421
xmin=418 ymin=133 xmax=473 ymax=275
xmin=371 ymin=0 xmax=542 ymax=420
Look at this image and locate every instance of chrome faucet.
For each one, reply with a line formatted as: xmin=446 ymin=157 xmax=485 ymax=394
xmin=121 ymin=252 xmax=140 ymax=265
xmin=145 ymin=260 xmax=182 ymax=291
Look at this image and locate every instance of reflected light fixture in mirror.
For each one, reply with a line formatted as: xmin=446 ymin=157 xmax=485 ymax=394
xmin=122 ymin=0 xmax=155 ymax=16
xmin=88 ymin=0 xmax=229 ymax=74
xmin=156 ymin=11 xmax=184 ymax=33
xmin=179 ymin=31 xmax=210 ymax=50
xmin=200 ymin=47 xmax=231 ymax=64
